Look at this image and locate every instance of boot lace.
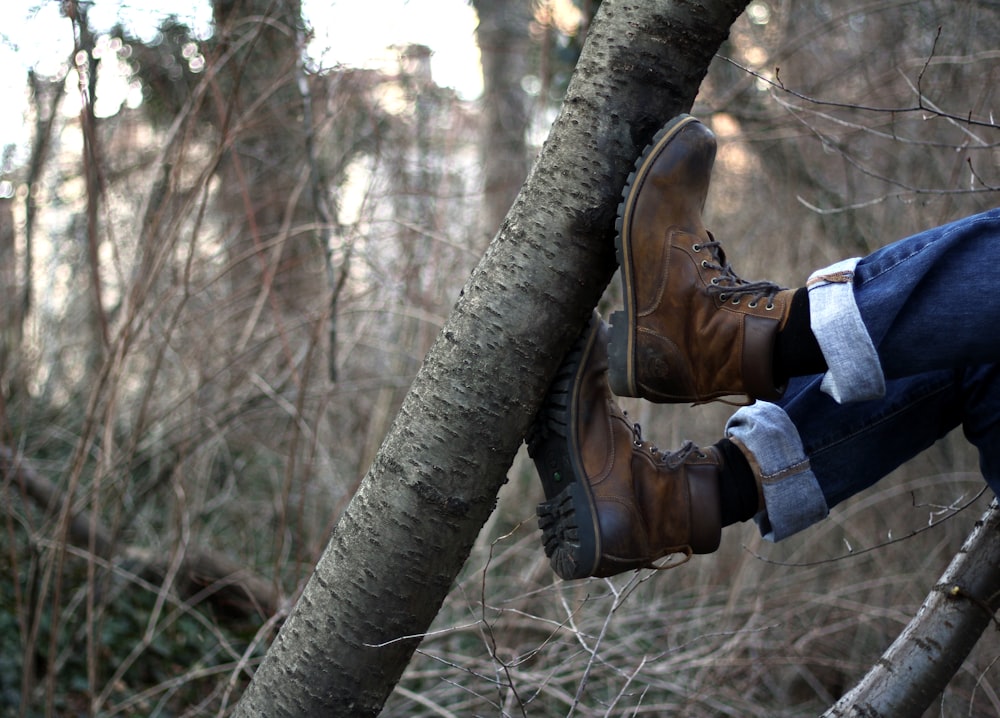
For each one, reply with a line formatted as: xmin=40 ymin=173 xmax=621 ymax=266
xmin=621 ymin=411 xmax=701 ymax=572
xmin=694 ymin=232 xmax=785 ymax=308
xmin=624 ymin=412 xmax=706 ymax=469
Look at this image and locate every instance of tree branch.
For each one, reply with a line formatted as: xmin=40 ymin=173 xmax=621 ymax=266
xmin=824 ymin=500 xmax=1000 ymax=717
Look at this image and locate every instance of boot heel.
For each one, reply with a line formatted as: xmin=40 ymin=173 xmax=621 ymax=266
xmin=536 ymin=483 xmax=597 ymax=580
xmin=607 ymin=311 xmax=635 ymax=397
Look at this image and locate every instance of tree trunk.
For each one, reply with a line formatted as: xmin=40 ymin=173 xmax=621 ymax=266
xmin=209 ymin=0 xmax=331 ymax=388
xmin=70 ymin=2 xmax=111 ymax=374
xmin=232 ymin=0 xmax=749 ymax=715
xmin=472 ymin=0 xmax=533 ymax=237
xmin=824 ymin=500 xmax=1000 ymax=718
xmin=0 ymin=198 xmax=21 ymax=399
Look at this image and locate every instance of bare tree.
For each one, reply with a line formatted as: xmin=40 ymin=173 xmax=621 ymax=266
xmin=4 ymin=1 xmax=999 ymax=714
xmin=0 ymin=198 xmax=20 ymax=398
xmin=210 ymin=0 xmax=322 ymax=309
xmin=232 ymin=1 xmax=750 ymax=715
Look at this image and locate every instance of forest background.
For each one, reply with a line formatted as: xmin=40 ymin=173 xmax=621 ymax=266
xmin=2 ymin=0 xmax=1000 ymax=716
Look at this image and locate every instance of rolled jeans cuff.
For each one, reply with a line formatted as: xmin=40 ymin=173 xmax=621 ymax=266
xmin=726 ymin=401 xmax=829 ymax=541
xmin=807 ymin=257 xmax=885 ymax=403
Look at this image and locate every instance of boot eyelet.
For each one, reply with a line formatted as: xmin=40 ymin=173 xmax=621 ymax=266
xmin=702 ymin=260 xmax=711 ymax=269
xmin=710 ymin=277 xmax=720 ymax=285
xmin=692 ymin=243 xmax=702 ymax=252
xmin=731 ymin=297 xmax=741 ymax=305
xmin=765 ymin=303 xmax=775 ymax=311
xmin=718 ymin=293 xmax=728 ymax=301
xmin=747 ymin=300 xmax=758 ymax=308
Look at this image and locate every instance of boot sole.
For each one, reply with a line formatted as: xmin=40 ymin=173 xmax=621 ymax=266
xmin=531 ymin=314 xmax=604 ymax=580
xmin=609 ymin=114 xmax=699 ymax=398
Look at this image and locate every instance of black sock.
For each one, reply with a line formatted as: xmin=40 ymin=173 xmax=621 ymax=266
xmin=716 ymin=438 xmax=760 ymax=527
xmin=773 ymin=287 xmax=827 ymax=385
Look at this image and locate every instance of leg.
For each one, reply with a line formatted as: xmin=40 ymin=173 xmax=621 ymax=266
xmin=810 ymin=208 xmax=1000 ymax=403
xmin=607 ymin=113 xmax=1000 ymax=406
xmin=729 ymin=363 xmax=1000 ymax=541
xmin=529 ymin=318 xmax=1000 ymax=579
xmin=527 ymin=315 xmax=1000 ymax=577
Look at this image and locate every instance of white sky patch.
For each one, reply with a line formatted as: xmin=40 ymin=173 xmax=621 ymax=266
xmin=305 ymin=0 xmax=482 ymax=100
xmin=1 ymin=0 xmax=482 ymax=168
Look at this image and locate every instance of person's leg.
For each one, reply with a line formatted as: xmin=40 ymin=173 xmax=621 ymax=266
xmin=728 ymin=361 xmax=1000 ymax=541
xmin=951 ymin=363 xmax=1000 ymax=491
xmin=809 ymin=208 xmax=1000 ymax=403
xmin=607 ymin=113 xmax=1000 ymax=407
xmin=528 ymin=315 xmax=1000 ymax=576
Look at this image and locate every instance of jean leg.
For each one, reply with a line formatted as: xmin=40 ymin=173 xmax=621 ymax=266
xmin=856 ymin=208 xmax=1000 ymax=376
xmin=957 ymin=363 xmax=1000 ymax=493
xmin=728 ymin=370 xmax=969 ymax=540
xmin=782 ymin=372 xmax=964 ymax=508
xmin=805 ymin=208 xmax=1000 ymax=403
xmin=729 ymin=209 xmax=1000 ymax=538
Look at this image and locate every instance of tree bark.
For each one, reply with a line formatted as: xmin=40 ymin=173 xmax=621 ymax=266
xmin=232 ymin=1 xmax=749 ymax=715
xmin=824 ymin=500 xmax=1000 ymax=718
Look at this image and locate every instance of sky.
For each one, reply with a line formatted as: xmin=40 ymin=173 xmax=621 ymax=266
xmin=0 ymin=0 xmax=483 ymax=172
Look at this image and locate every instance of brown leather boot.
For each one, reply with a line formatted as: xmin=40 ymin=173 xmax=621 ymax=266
xmin=527 ymin=312 xmax=722 ymax=580
xmin=608 ymin=114 xmax=793 ymax=405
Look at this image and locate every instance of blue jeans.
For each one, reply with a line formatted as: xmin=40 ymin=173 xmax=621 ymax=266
xmin=726 ymin=208 xmax=1000 ymax=540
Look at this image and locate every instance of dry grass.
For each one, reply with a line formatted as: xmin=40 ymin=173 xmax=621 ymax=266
xmin=386 ymin=448 xmax=1000 ymax=717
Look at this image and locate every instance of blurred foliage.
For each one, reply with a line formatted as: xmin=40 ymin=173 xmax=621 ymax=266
xmin=0 ymin=525 xmax=266 ymax=717
xmin=115 ymin=16 xmax=206 ymax=126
